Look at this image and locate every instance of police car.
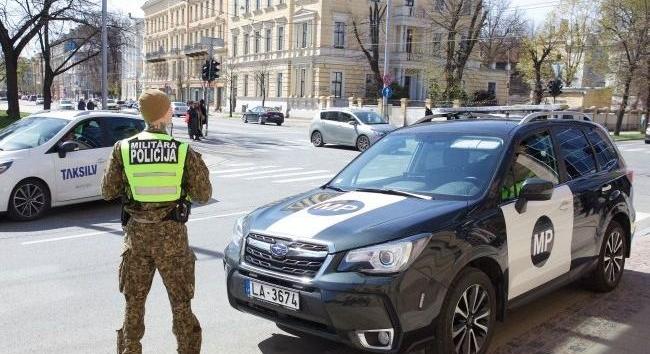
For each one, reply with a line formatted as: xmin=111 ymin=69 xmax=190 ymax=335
xmin=0 ymin=110 xmax=145 ymax=221
xmin=224 ymin=111 xmax=635 ymax=354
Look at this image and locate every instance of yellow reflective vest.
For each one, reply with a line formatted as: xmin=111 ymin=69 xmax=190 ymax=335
xmin=120 ymin=131 xmax=188 ymax=203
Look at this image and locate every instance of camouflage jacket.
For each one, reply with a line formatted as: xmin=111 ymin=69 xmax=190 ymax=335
xmin=101 ymin=128 xmax=212 ymax=222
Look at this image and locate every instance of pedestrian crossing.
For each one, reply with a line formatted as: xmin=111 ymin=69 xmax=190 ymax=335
xmin=211 ymin=163 xmax=335 ymax=184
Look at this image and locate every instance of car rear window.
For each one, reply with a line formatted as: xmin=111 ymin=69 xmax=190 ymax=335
xmin=585 ymin=127 xmax=619 ymax=171
xmin=556 ymin=127 xmax=598 ymax=179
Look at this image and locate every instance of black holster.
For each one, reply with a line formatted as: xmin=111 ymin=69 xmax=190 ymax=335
xmin=170 ymin=199 xmax=191 ymax=223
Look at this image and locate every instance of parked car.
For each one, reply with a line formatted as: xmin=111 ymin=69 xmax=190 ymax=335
xmin=310 ymin=108 xmax=396 ymax=151
xmin=0 ymin=111 xmax=146 ymax=221
xmin=242 ymin=106 xmax=285 ymax=126
xmin=171 ymin=102 xmax=189 ymax=117
xmin=29 ymin=95 xmax=37 ymax=102
xmin=58 ymin=99 xmax=75 ymax=110
xmin=645 ymin=125 xmax=649 ymax=144
xmin=35 ymin=97 xmax=44 ymax=105
xmin=105 ymin=99 xmax=119 ymax=110
xmin=225 ymin=111 xmax=635 ymax=354
xmin=0 ymin=96 xmax=7 ymax=101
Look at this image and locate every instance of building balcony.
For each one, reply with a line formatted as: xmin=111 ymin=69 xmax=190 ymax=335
xmin=184 ymin=43 xmax=209 ymax=57
xmin=392 ymin=5 xmax=429 ymax=27
xmin=145 ymin=49 xmax=167 ymax=62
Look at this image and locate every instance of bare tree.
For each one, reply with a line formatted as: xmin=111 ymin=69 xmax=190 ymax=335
xmin=220 ymin=61 xmax=237 ymax=117
xmin=0 ymin=0 xmax=74 ymax=118
xmin=428 ymin=0 xmax=488 ymax=98
xmin=601 ymin=0 xmax=649 ymax=135
xmin=480 ymin=0 xmax=526 ymax=67
xmin=519 ymin=21 xmax=561 ymax=104
xmin=253 ymin=61 xmax=271 ymax=107
xmin=352 ymin=1 xmax=386 ymax=97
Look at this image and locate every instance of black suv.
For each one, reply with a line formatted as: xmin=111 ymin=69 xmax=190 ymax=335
xmin=224 ymin=112 xmax=635 ymax=354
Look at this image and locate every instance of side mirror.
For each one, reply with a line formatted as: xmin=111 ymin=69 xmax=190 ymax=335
xmin=57 ymin=141 xmax=78 ymax=158
xmin=515 ymin=178 xmax=554 ymax=214
xmin=348 ymin=120 xmax=358 ymax=126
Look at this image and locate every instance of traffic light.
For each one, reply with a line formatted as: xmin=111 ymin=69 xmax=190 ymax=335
xmin=209 ymin=59 xmax=221 ymax=81
xmin=201 ymin=61 xmax=210 ymax=82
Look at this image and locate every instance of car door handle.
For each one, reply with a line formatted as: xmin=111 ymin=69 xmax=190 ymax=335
xmin=601 ymin=184 xmax=612 ymax=192
xmin=559 ymin=200 xmax=571 ymax=211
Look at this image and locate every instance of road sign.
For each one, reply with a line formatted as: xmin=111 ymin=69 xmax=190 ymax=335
xmin=382 ymin=87 xmax=393 ymax=98
xmin=382 ymin=73 xmax=394 ymax=86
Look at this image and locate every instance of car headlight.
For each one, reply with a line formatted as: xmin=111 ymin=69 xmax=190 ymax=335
xmin=646 ymin=126 xmax=650 ymax=135
xmin=338 ymin=234 xmax=431 ymax=274
xmin=232 ymin=215 xmax=246 ymax=248
xmin=0 ymin=161 xmax=13 ymax=175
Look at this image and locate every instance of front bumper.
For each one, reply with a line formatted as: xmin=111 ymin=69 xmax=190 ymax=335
xmin=224 ymin=245 xmax=443 ymax=353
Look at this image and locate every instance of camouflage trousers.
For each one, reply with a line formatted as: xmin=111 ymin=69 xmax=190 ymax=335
xmin=117 ymin=220 xmax=202 ymax=354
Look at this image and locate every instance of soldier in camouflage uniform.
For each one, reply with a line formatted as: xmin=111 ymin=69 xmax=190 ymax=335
xmin=102 ymin=89 xmax=212 ymax=354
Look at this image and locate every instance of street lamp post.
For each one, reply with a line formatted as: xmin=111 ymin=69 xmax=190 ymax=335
xmin=382 ymin=0 xmax=393 ymax=118
xmin=101 ymin=0 xmax=108 ymax=108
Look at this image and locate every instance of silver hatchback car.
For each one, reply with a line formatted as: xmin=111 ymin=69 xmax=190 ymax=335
xmin=309 ymin=109 xmax=396 ymax=151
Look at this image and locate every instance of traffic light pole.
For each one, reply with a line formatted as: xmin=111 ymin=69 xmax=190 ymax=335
xmin=205 ymin=41 xmax=214 ymax=137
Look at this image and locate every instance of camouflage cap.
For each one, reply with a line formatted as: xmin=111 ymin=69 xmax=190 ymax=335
xmin=139 ymin=89 xmax=171 ymax=123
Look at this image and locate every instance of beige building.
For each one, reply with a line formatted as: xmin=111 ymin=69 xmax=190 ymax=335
xmin=228 ymin=0 xmax=508 ymax=117
xmin=142 ymin=0 xmax=228 ymax=105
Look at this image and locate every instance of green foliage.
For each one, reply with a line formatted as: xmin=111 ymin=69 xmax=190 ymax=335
xmin=388 ymin=82 xmax=409 ymax=99
xmin=472 ymin=90 xmax=497 ymax=106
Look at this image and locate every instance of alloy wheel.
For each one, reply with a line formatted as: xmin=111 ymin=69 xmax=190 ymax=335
xmin=357 ymin=136 xmax=370 ymax=151
xmin=451 ymin=284 xmax=491 ymax=354
xmin=312 ymin=132 xmax=323 ymax=146
xmin=604 ymin=230 xmax=625 ymax=285
xmin=13 ymin=183 xmax=46 ymax=219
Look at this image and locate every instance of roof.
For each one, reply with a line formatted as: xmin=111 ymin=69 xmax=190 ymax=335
xmin=400 ymin=119 xmax=520 ymax=138
xmin=28 ymin=110 xmax=143 ymax=121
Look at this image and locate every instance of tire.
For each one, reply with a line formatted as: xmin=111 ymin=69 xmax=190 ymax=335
xmin=426 ymin=268 xmax=497 ymax=354
xmin=243 ymin=115 xmax=248 ymax=123
xmin=8 ymin=179 xmax=51 ymax=221
xmin=356 ymin=135 xmax=371 ymax=152
xmin=585 ymin=220 xmax=626 ymax=292
xmin=260 ymin=118 xmax=266 ymax=125
xmin=276 ymin=122 xmax=282 ymax=126
xmin=311 ymin=131 xmax=324 ymax=147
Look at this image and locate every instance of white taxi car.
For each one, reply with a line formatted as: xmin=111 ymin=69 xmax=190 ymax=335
xmin=0 ymin=110 xmax=145 ymax=221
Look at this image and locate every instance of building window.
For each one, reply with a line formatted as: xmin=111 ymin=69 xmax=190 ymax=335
xmin=244 ymin=74 xmax=249 ymax=96
xmin=265 ymin=29 xmax=272 ymax=52
xmin=234 ymin=0 xmax=238 ymax=16
xmin=434 ymin=0 xmax=444 ymax=11
xmin=488 ymin=82 xmax=496 ymax=95
xmin=299 ymin=69 xmax=306 ymax=97
xmin=245 ymin=0 xmax=250 ymax=13
xmin=244 ymin=34 xmax=250 ymax=54
xmin=406 ymin=28 xmax=413 ymax=54
xmin=276 ymin=73 xmax=283 ymax=97
xmin=256 ymin=0 xmax=260 ymax=10
xmin=331 ymin=72 xmax=343 ymax=98
xmin=334 ymin=22 xmax=345 ymax=48
xmin=254 ymin=31 xmax=260 ymax=53
xmin=277 ymin=26 xmax=284 ymax=51
xmin=301 ymin=22 xmax=308 ymax=48
xmin=267 ymin=0 xmax=272 ymax=6
xmin=232 ymin=35 xmax=238 ymax=56
xmin=432 ymin=32 xmax=442 ymax=52
xmin=462 ymin=0 xmax=472 ymax=15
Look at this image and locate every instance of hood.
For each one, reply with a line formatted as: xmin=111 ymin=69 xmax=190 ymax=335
xmin=0 ymin=148 xmax=31 ymax=161
xmin=247 ymin=189 xmax=469 ymax=252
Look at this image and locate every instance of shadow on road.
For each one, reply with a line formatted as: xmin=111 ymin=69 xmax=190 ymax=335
xmin=253 ymin=268 xmax=650 ymax=354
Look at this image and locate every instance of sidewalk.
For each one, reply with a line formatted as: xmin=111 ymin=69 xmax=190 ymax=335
xmin=490 ymin=235 xmax=650 ymax=354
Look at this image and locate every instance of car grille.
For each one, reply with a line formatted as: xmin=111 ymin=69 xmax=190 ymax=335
xmin=244 ymin=233 xmax=328 ymax=278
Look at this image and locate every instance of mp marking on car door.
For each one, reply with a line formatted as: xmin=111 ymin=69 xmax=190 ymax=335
xmin=502 ymin=185 xmax=574 ymax=299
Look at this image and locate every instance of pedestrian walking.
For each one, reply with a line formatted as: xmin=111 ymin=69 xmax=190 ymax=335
xmin=101 ymin=89 xmax=212 ymax=354
xmin=188 ymin=102 xmax=202 ymax=141
xmin=87 ymin=99 xmax=95 ymax=110
xmin=77 ymin=99 xmax=86 ymax=110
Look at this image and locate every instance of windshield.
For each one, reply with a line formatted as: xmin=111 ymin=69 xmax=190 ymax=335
xmin=329 ymin=132 xmax=505 ymax=199
xmin=354 ymin=111 xmax=388 ymax=125
xmin=0 ymin=117 xmax=69 ymax=151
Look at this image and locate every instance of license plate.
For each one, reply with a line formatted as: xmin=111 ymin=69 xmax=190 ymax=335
xmin=245 ymin=279 xmax=300 ymax=310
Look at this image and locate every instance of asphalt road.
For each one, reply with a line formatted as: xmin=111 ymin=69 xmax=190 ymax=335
xmin=1 ymin=117 xmax=649 ymax=354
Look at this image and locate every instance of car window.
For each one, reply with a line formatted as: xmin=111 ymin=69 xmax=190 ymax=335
xmin=585 ymin=127 xmax=619 ymax=171
xmin=61 ymin=119 xmax=105 ymax=150
xmin=338 ymin=112 xmax=355 ymax=123
xmin=321 ymin=112 xmax=337 ymax=121
xmin=501 ymin=131 xmax=559 ymax=202
xmin=104 ymin=118 xmax=145 ymax=146
xmin=0 ymin=117 xmax=69 ymax=151
xmin=556 ymin=127 xmax=597 ymax=179
xmin=331 ymin=132 xmax=505 ymax=199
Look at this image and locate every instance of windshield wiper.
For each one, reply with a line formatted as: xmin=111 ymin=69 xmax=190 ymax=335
xmin=354 ymin=187 xmax=432 ymax=200
xmin=324 ymin=185 xmax=348 ymax=192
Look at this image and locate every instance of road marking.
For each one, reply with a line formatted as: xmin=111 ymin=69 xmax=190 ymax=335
xmin=21 ymin=211 xmax=250 ymax=246
xmin=637 ymin=212 xmax=650 ymax=222
xmin=217 ymin=168 xmax=304 ymax=178
xmin=273 ymin=174 xmax=335 ymax=183
xmin=245 ymin=170 xmax=330 ymax=180
xmin=223 ymin=162 xmax=255 ymax=167
xmin=210 ymin=166 xmax=277 ymax=174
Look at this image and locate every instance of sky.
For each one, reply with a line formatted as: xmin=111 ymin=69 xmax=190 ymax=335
xmin=109 ymin=0 xmax=557 ymax=21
